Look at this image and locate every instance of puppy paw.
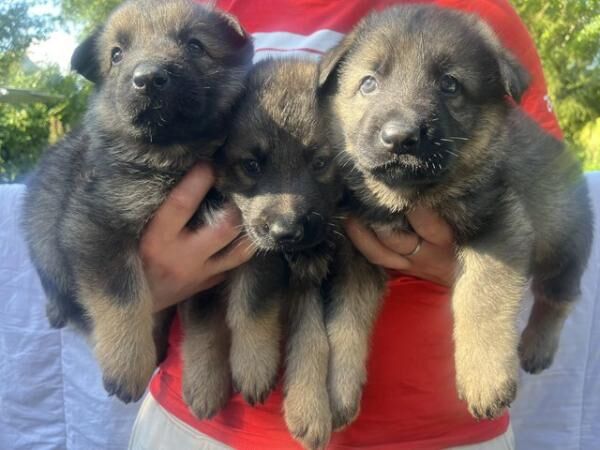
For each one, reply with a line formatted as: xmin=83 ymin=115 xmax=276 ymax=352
xmin=102 ymin=359 xmax=154 ymax=404
xmin=330 ymin=398 xmax=360 ymax=431
xmin=331 ymin=401 xmax=359 ymax=432
xmin=456 ymin=350 xmax=519 ymax=420
xmin=328 ymin=378 xmax=362 ymax=431
xmin=102 ymin=374 xmax=146 ymax=404
xmin=457 ymin=375 xmax=517 ymax=420
xmin=98 ymin=339 xmax=156 ymax=404
xmin=518 ymin=326 xmax=559 ymax=374
xmin=230 ymin=340 xmax=279 ymax=406
xmin=46 ymin=302 xmax=67 ymax=329
xmin=232 ymin=372 xmax=276 ymax=406
xmin=285 ymin=400 xmax=332 ymax=450
xmin=183 ymin=366 xmax=231 ymax=419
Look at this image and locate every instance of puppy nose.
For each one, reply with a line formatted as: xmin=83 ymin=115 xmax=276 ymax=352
xmin=269 ymin=219 xmax=304 ymax=246
xmin=132 ymin=63 xmax=169 ymax=91
xmin=380 ymin=122 xmax=420 ymax=153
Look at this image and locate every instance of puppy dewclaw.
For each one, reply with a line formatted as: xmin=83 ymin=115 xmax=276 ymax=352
xmin=21 ymin=0 xmax=252 ymax=404
xmin=319 ymin=4 xmax=592 ymax=420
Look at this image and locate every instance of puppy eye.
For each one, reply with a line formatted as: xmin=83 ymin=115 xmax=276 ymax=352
xmin=187 ymin=38 xmax=204 ymax=53
xmin=359 ymin=76 xmax=378 ymax=95
xmin=312 ymin=157 xmax=328 ymax=172
xmin=440 ymin=75 xmax=460 ymax=95
xmin=241 ymin=159 xmax=261 ymax=177
xmin=111 ymin=47 xmax=123 ymax=64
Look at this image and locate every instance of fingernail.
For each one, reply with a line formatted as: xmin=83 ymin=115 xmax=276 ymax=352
xmin=209 ymin=203 xmax=241 ymax=228
xmin=223 ymin=203 xmax=242 ymax=221
xmin=240 ymin=237 xmax=256 ymax=257
xmin=374 ymin=226 xmax=395 ymax=241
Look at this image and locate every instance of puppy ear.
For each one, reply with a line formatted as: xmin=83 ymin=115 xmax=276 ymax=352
xmin=318 ymin=28 xmax=359 ymax=92
xmin=71 ymin=29 xmax=102 ymax=83
xmin=497 ymin=50 xmax=530 ymax=103
xmin=215 ymin=10 xmax=254 ymax=63
xmin=473 ymin=18 xmax=530 ymax=103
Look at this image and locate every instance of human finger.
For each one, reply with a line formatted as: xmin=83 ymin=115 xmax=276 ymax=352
xmin=406 ymin=206 xmax=454 ymax=246
xmin=345 ymin=218 xmax=412 ymax=270
xmin=145 ymin=163 xmax=215 ymax=240
xmin=207 ymin=236 xmax=255 ymax=275
xmin=374 ymin=229 xmax=422 ymax=256
xmin=188 ymin=205 xmax=245 ymax=256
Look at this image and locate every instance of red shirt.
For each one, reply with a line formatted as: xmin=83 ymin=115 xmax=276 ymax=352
xmin=150 ymin=1 xmax=562 ymax=448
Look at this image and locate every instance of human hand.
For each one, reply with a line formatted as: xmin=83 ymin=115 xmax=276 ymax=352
xmin=345 ymin=207 xmax=456 ymax=287
xmin=140 ymin=163 xmax=254 ymax=312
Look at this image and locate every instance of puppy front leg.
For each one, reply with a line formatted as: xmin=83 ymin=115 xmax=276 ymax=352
xmin=520 ymin=181 xmax=592 ymax=374
xmin=518 ymin=295 xmax=572 ymax=374
xmin=453 ymin=211 xmax=532 ymax=419
xmin=79 ymin=254 xmax=156 ymax=403
xmin=180 ymin=289 xmax=231 ymax=419
xmin=326 ymin=244 xmax=387 ymax=430
xmin=152 ymin=306 xmax=176 ymax=366
xmin=284 ymin=285 xmax=332 ymax=450
xmin=227 ymin=255 xmax=285 ymax=405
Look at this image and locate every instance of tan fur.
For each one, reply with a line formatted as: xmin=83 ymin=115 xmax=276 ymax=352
xmin=227 ymin=262 xmax=282 ymax=404
xmin=180 ymin=296 xmax=231 ymax=419
xmin=326 ymin=244 xmax=387 ymax=430
xmin=451 ymin=191 xmax=533 ymax=418
xmin=81 ymin=267 xmax=156 ymax=402
xmin=284 ymin=286 xmax=332 ymax=450
xmin=344 ymin=106 xmax=504 ymax=215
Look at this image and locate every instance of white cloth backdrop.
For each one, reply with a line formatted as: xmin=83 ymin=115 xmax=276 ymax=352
xmin=1 ymin=174 xmax=599 ymax=450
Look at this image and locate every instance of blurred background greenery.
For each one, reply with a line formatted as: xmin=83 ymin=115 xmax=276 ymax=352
xmin=0 ymin=0 xmax=598 ymax=182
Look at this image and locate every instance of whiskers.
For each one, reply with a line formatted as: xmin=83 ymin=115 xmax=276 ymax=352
xmin=333 ymin=151 xmax=361 ymax=176
xmin=325 ymin=217 xmax=346 ymax=242
xmin=231 ymin=229 xmax=271 ymax=257
xmin=448 ymin=136 xmax=470 ymax=141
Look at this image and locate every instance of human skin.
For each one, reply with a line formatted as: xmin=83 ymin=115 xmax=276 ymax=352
xmin=141 ymin=163 xmax=456 ymax=312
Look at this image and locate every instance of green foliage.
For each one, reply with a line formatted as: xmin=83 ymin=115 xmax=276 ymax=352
xmin=0 ymin=1 xmax=55 ymax=81
xmin=577 ymin=118 xmax=600 ymax=171
xmin=0 ymin=66 xmax=90 ymax=182
xmin=0 ymin=0 xmax=90 ymax=183
xmin=60 ymin=0 xmax=121 ymax=33
xmin=513 ymin=0 xmax=600 ymax=171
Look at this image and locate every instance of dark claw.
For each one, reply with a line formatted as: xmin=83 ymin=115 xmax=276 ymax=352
xmin=183 ymin=384 xmax=228 ymax=420
xmin=468 ymin=380 xmax=517 ymax=420
xmin=103 ymin=377 xmax=140 ymax=404
xmin=331 ymin=403 xmax=359 ymax=430
xmin=237 ymin=377 xmax=276 ymax=406
xmin=46 ymin=303 xmax=68 ymax=328
xmin=292 ymin=425 xmax=309 ymax=439
xmin=520 ymin=354 xmax=554 ymax=374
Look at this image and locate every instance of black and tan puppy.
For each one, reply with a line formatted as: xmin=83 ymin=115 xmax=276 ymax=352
xmin=21 ymin=0 xmax=252 ymax=404
xmin=319 ymin=5 xmax=593 ymax=419
xmin=209 ymin=58 xmax=378 ymax=449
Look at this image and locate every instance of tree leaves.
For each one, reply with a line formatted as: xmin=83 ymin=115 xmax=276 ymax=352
xmin=513 ymin=0 xmax=600 ymax=170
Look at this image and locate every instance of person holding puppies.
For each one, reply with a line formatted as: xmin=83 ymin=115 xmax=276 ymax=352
xmin=130 ymin=0 xmax=563 ymax=449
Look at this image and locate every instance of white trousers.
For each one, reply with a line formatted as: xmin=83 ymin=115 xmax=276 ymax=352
xmin=128 ymin=393 xmax=515 ymax=450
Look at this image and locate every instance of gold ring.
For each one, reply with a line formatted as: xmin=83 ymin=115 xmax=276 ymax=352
xmin=404 ymin=235 xmax=423 ymax=257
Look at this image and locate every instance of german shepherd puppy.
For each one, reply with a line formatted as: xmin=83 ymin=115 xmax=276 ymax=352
xmin=21 ymin=0 xmax=252 ymax=404
xmin=201 ymin=58 xmax=377 ymax=449
xmin=318 ymin=5 xmax=592 ymax=419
